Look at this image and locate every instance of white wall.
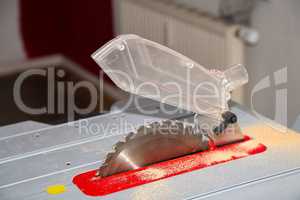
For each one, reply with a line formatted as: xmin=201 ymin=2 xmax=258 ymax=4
xmin=246 ymin=0 xmax=300 ymax=128
xmin=170 ymin=0 xmax=300 ymax=128
xmin=0 ymin=0 xmax=25 ymax=64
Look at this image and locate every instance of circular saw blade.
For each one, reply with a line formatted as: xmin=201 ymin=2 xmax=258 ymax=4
xmin=97 ymin=120 xmax=208 ymax=177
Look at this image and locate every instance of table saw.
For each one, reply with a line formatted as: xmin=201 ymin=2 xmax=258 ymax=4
xmin=1 ymin=35 xmax=300 ymax=200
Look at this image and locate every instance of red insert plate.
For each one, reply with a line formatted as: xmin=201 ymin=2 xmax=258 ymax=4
xmin=73 ymin=136 xmax=266 ymax=196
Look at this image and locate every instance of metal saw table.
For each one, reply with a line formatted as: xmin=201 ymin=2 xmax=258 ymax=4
xmin=1 ymin=99 xmax=300 ymax=200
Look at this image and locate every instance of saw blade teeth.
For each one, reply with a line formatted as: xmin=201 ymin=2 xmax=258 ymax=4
xmin=104 ymin=152 xmax=115 ymax=162
xmin=137 ymin=126 xmax=146 ymax=135
xmin=98 ymin=161 xmax=108 ymax=171
xmin=125 ymin=132 xmax=134 ymax=141
xmin=113 ymin=141 xmax=125 ymax=151
xmin=137 ymin=126 xmax=154 ymax=136
xmin=136 ymin=127 xmax=145 ymax=136
xmin=95 ymin=170 xmax=101 ymax=177
xmin=97 ymin=165 xmax=108 ymax=177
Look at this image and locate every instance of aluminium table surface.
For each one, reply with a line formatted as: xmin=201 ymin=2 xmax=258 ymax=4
xmin=1 ymin=101 xmax=300 ymax=200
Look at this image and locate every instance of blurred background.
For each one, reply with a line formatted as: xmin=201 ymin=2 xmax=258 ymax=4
xmin=0 ymin=0 xmax=299 ymax=131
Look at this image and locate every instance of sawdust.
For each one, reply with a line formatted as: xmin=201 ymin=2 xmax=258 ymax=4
xmin=137 ymin=168 xmax=167 ymax=180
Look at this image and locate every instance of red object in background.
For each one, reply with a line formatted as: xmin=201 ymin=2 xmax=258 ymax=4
xmin=20 ymin=0 xmax=113 ymax=76
xmin=73 ymin=136 xmax=266 ymax=196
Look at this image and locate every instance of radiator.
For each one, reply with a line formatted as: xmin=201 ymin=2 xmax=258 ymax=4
xmin=114 ymin=0 xmax=245 ymax=103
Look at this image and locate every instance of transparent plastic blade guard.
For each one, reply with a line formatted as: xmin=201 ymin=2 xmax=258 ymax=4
xmin=92 ymin=34 xmax=248 ymax=117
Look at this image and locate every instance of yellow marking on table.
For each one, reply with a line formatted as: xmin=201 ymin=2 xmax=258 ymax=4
xmin=46 ymin=184 xmax=66 ymax=195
